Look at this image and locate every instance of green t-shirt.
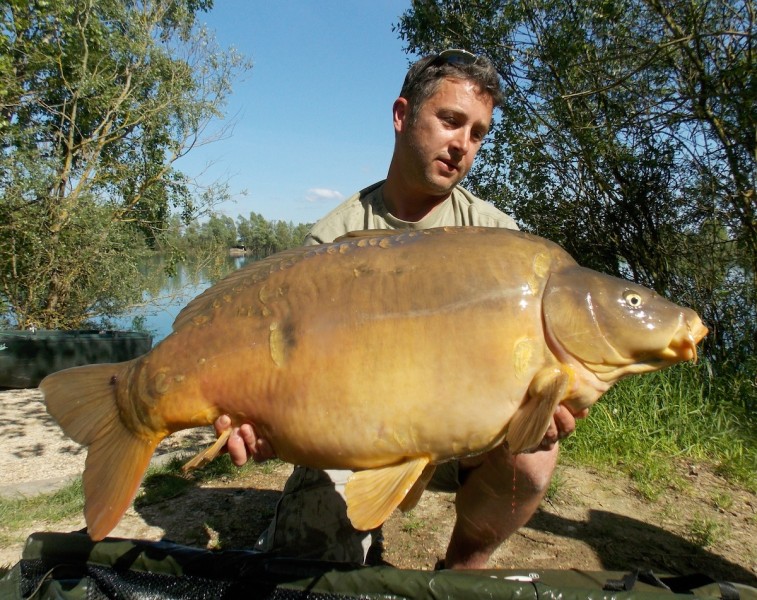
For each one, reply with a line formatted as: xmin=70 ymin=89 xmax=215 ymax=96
xmin=304 ymin=181 xmax=518 ymax=245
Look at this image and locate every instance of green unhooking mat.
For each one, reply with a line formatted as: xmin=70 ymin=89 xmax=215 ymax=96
xmin=2 ymin=532 xmax=755 ymax=599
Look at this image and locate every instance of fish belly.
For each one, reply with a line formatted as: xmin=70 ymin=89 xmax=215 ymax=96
xmin=141 ymin=241 xmax=552 ymax=470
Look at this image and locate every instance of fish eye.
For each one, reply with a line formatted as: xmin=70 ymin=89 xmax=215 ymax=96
xmin=624 ymin=291 xmax=643 ymax=308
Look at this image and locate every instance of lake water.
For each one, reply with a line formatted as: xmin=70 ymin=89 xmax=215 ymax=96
xmin=112 ymin=254 xmax=253 ymax=345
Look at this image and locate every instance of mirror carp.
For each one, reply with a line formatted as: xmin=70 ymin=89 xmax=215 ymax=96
xmin=41 ymin=226 xmax=707 ymax=541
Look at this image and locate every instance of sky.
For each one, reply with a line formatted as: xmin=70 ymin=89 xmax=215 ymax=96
xmin=178 ymin=0 xmax=418 ymax=225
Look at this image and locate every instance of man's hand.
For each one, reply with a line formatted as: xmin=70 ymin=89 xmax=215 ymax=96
xmin=213 ymin=415 xmax=276 ymax=466
xmin=213 ymin=402 xmax=587 ymax=466
xmin=531 ymin=405 xmax=589 ymax=452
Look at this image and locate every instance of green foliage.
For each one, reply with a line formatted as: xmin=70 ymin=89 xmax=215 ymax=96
xmin=561 ymin=361 xmax=757 ymax=493
xmin=687 ymin=513 xmax=728 ymax=548
xmin=234 ymin=211 xmax=312 ymax=258
xmin=0 ymin=453 xmax=282 ymax=543
xmin=396 ymin=0 xmax=756 ymax=367
xmin=136 ymin=457 xmax=195 ymax=507
xmin=400 ymin=510 xmax=426 ymax=533
xmin=2 ymin=193 xmax=150 ymax=328
xmin=544 ymin=468 xmax=567 ymax=503
xmin=136 ymin=453 xmax=278 ymax=507
xmin=155 ymin=210 xmax=311 ymax=262
xmin=0 ymin=0 xmax=251 ymax=328
xmin=0 ymin=478 xmax=84 ymax=534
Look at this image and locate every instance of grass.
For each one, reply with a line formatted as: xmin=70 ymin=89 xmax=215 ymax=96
xmin=2 ymin=361 xmax=754 ymax=544
xmin=544 ymin=468 xmax=568 ymax=503
xmin=137 ymin=453 xmax=278 ymax=507
xmin=0 ymin=478 xmax=85 ymax=543
xmin=687 ymin=513 xmax=729 ymax=548
xmin=400 ymin=511 xmax=426 ymax=533
xmin=561 ymin=360 xmax=757 ymax=495
xmin=0 ymin=453 xmax=282 ymax=545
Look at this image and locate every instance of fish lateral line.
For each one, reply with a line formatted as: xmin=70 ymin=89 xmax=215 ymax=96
xmin=38 ymin=226 xmax=708 ymax=541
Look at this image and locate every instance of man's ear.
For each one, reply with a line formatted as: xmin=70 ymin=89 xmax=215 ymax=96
xmin=393 ymin=97 xmax=409 ymax=133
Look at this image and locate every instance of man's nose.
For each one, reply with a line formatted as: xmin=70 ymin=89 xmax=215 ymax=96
xmin=450 ymin=128 xmax=472 ymax=156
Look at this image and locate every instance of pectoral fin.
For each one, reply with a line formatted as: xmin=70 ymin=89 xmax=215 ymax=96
xmin=506 ymin=365 xmax=573 ymax=453
xmin=345 ymin=457 xmax=430 ymax=530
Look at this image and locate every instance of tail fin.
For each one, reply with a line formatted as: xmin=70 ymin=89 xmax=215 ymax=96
xmin=40 ymin=362 xmax=159 ymax=541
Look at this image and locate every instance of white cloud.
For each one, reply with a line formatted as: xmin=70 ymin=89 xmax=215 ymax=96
xmin=305 ymin=188 xmax=344 ymax=203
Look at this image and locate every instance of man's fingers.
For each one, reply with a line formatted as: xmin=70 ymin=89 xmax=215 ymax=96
xmin=253 ymin=437 xmax=277 ymax=463
xmin=553 ymin=405 xmax=576 ymax=440
xmin=226 ymin=428 xmax=251 ymax=466
xmin=239 ymin=424 xmax=277 ymax=463
xmin=214 ymin=414 xmax=232 ymax=436
xmin=542 ymin=420 xmax=559 ymax=445
xmin=574 ymin=407 xmax=590 ymax=419
xmin=212 ymin=416 xmax=278 ymax=465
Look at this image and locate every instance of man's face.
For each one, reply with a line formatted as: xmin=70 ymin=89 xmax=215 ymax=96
xmin=394 ymin=77 xmax=494 ymax=197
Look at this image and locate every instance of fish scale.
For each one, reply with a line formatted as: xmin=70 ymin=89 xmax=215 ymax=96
xmin=41 ymin=226 xmax=707 ymax=541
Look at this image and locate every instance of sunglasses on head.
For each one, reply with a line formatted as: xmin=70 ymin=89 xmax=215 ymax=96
xmin=402 ymin=49 xmax=482 ymax=93
xmin=433 ymin=48 xmax=479 ymax=66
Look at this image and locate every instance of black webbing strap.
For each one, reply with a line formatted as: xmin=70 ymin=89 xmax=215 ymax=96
xmin=603 ymin=568 xmax=741 ymax=599
xmin=660 ymin=573 xmax=741 ymax=599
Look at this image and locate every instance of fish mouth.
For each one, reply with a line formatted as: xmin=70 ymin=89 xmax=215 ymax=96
xmin=585 ymin=316 xmax=708 ymax=382
xmin=659 ymin=318 xmax=709 ymax=364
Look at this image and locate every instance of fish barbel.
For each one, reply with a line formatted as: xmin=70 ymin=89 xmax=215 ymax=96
xmin=41 ymin=226 xmax=707 ymax=541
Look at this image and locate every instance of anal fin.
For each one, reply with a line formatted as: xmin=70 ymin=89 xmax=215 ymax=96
xmin=182 ymin=428 xmax=231 ymax=472
xmin=345 ymin=457 xmax=430 ymax=531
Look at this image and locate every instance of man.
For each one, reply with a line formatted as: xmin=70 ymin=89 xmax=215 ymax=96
xmin=215 ymin=49 xmax=587 ymax=569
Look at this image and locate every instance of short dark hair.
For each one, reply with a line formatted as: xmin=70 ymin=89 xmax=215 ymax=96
xmin=399 ymin=50 xmax=503 ymax=123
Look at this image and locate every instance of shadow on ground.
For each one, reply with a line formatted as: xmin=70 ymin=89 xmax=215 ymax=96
xmin=529 ymin=508 xmax=756 ymax=586
xmin=130 ymin=477 xmax=757 ymax=587
xmin=135 ymin=483 xmax=280 ymax=551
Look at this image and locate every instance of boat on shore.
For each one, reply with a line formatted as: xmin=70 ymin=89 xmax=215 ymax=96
xmin=0 ymin=329 xmax=152 ymax=388
xmin=229 ymin=245 xmax=248 ymax=256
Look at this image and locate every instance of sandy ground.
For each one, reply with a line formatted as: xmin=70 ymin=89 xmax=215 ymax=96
xmin=0 ymin=387 xmax=215 ymax=497
xmin=0 ymin=387 xmax=88 ymax=495
xmin=1 ymin=387 xmax=755 ymax=587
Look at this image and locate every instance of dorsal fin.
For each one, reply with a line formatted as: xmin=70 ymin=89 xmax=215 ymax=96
xmin=334 ymin=229 xmax=400 ymax=242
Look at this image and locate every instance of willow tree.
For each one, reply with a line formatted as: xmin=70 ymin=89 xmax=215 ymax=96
xmin=0 ymin=0 xmax=250 ymax=328
xmin=396 ymin=0 xmax=755 ymax=364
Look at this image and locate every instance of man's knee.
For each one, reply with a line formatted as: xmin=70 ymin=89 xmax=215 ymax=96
xmin=509 ymin=446 xmax=558 ymax=496
xmin=460 ymin=444 xmax=558 ymax=499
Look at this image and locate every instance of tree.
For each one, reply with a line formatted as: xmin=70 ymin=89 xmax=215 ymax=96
xmin=0 ymin=0 xmax=250 ymax=328
xmin=237 ymin=211 xmax=276 ymax=257
xmin=396 ymin=0 xmax=755 ymax=364
xmin=201 ymin=213 xmax=238 ymax=249
xmin=235 ymin=212 xmax=311 ymax=257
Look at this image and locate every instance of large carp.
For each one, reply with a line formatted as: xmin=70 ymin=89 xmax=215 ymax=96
xmin=41 ymin=226 xmax=707 ymax=541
